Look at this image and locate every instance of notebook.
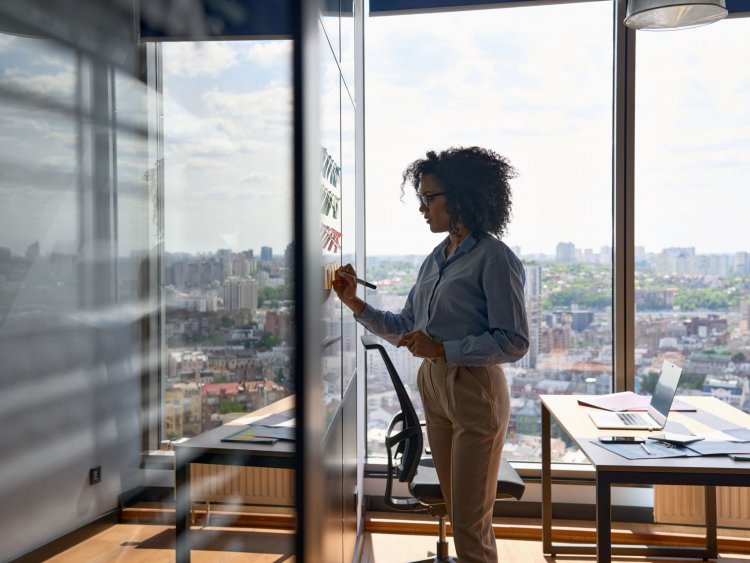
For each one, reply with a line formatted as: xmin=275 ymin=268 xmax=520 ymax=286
xmin=589 ymin=360 xmax=683 ymax=430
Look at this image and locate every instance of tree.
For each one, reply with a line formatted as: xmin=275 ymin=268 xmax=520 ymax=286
xmin=257 ymin=332 xmax=282 ymax=350
xmin=219 ymin=401 xmax=245 ymax=414
xmin=680 ymin=373 xmax=705 ymax=390
xmin=732 ymin=352 xmax=747 ymax=363
xmin=673 ymin=288 xmax=734 ymax=311
xmin=275 ymin=368 xmax=285 ymax=384
xmin=639 ymin=371 xmax=660 ymax=395
xmin=258 ymin=285 xmax=293 ymax=307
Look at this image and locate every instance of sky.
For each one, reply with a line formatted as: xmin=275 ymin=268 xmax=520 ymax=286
xmin=1 ymin=8 xmax=748 ymax=259
xmin=132 ymin=6 xmax=750 ymax=258
xmin=364 ymin=5 xmax=750 ymax=256
xmin=162 ymin=41 xmax=294 ymax=255
xmin=0 ymin=35 xmax=80 ymax=257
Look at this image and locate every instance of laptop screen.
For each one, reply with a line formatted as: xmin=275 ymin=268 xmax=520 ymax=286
xmin=648 ymin=360 xmax=683 ymax=426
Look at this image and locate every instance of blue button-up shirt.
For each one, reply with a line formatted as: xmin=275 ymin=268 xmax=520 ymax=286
xmin=354 ymin=233 xmax=529 ymax=366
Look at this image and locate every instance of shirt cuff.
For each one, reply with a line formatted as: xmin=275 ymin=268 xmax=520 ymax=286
xmin=353 ymin=302 xmax=375 ymax=323
xmin=442 ymin=339 xmax=462 ymax=366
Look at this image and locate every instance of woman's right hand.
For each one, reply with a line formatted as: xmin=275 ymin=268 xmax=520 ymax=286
xmin=332 ymin=263 xmax=358 ymax=304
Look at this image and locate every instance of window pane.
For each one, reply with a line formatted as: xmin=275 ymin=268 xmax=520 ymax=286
xmin=342 ymin=92 xmax=357 ymax=393
xmin=634 ymin=20 xmax=750 ymax=412
xmin=365 ymin=3 xmax=614 ymax=462
xmin=160 ymin=41 xmax=294 ymax=442
xmin=321 ymin=23 xmax=343 ymax=429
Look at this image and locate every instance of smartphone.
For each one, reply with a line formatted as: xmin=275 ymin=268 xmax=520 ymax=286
xmin=598 ymin=436 xmax=645 ymax=444
xmin=729 ymin=454 xmax=750 ymax=462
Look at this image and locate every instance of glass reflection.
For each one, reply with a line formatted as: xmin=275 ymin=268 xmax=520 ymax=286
xmin=341 ymin=0 xmax=355 ymax=101
xmin=320 ymin=21 xmax=343 ymax=429
xmin=0 ymin=20 xmax=146 ymax=558
xmin=320 ymin=0 xmax=340 ymax=61
xmin=0 ymin=38 xmax=77 ymax=298
xmin=341 ymin=87 xmax=356 ymax=393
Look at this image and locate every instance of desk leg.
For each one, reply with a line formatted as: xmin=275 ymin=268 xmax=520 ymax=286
xmin=596 ymin=473 xmax=611 ymax=563
xmin=705 ymin=485 xmax=718 ymax=559
xmin=175 ymin=451 xmax=191 ymax=563
xmin=542 ymin=403 xmax=553 ymax=555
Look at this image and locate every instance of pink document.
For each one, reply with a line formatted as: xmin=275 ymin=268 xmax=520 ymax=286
xmin=577 ymin=391 xmax=696 ymax=412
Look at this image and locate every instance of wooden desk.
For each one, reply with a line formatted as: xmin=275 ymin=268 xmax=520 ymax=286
xmin=540 ymin=395 xmax=750 ymax=563
xmin=174 ymin=395 xmax=295 ymax=563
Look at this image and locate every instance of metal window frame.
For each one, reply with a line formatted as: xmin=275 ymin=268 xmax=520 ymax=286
xmin=370 ymin=0 xmax=750 ymax=14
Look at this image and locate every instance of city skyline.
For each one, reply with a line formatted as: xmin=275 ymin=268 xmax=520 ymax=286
xmin=6 ymin=239 xmax=750 ymax=261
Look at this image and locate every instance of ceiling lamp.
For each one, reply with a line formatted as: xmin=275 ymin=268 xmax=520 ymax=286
xmin=624 ymin=0 xmax=728 ymax=29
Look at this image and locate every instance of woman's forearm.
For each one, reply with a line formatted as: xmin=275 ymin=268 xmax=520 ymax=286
xmin=342 ymin=296 xmax=366 ymax=316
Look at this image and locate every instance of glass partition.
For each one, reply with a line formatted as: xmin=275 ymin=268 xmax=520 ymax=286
xmin=0 ymin=7 xmax=148 ymax=556
xmin=320 ymin=19 xmax=343 ymax=430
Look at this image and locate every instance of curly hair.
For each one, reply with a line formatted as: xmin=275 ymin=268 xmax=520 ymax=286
xmin=401 ymin=146 xmax=517 ymax=238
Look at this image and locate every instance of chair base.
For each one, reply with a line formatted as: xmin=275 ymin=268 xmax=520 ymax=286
xmin=403 ymin=515 xmax=456 ymax=563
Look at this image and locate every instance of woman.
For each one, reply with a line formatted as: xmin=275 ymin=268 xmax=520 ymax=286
xmin=333 ymin=146 xmax=528 ymax=563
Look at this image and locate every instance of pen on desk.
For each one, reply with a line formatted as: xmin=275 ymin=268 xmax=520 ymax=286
xmin=337 ymin=270 xmax=377 ymax=289
xmin=641 ymin=442 xmax=653 ymax=456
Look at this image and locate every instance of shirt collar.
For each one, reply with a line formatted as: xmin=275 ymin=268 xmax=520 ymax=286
xmin=434 ymin=233 xmax=479 ymax=265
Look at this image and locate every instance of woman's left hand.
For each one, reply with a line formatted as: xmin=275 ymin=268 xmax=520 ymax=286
xmin=397 ymin=331 xmax=446 ymax=360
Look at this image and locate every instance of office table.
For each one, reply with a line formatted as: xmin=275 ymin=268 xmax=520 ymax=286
xmin=540 ymin=395 xmax=750 ymax=563
xmin=174 ymin=395 xmax=295 ymax=563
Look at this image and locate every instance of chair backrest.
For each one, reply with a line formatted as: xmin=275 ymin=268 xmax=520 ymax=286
xmin=361 ymin=335 xmax=423 ymax=484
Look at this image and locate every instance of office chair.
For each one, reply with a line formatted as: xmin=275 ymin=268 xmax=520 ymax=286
xmin=361 ymin=335 xmax=525 ymax=563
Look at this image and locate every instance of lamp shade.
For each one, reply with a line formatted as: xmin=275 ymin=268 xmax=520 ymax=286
xmin=624 ymin=0 xmax=728 ymax=29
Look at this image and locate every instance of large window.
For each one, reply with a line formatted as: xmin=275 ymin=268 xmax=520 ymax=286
xmin=365 ymin=3 xmax=614 ymax=462
xmin=634 ymin=19 xmax=750 ymax=412
xmin=158 ymin=40 xmax=295 ymax=442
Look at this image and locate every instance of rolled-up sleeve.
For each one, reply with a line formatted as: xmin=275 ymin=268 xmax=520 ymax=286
xmin=442 ymin=252 xmax=529 ymax=366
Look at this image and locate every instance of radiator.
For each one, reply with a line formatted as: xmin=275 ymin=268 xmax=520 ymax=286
xmin=654 ymin=485 xmax=750 ymax=528
xmin=190 ymin=463 xmax=295 ymax=507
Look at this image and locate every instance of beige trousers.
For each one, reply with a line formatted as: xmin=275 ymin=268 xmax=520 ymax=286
xmin=417 ymin=361 xmax=511 ymax=563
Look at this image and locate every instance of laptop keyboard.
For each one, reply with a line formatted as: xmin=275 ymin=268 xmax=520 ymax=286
xmin=617 ymin=412 xmax=648 ymax=425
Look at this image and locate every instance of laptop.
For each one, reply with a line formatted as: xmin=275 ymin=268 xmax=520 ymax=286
xmin=589 ymin=360 xmax=683 ymax=430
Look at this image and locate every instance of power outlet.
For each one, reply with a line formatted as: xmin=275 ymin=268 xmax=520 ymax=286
xmin=89 ymin=466 xmax=102 ymax=485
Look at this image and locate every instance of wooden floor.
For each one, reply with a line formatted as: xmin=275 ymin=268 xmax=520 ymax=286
xmin=362 ymin=532 xmax=750 ymax=563
xmin=42 ymin=519 xmax=750 ymax=562
xmin=44 ymin=524 xmax=295 ymax=563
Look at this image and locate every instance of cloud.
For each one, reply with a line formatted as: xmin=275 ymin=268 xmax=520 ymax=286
xmin=0 ymin=34 xmax=17 ymax=52
xmin=245 ymin=41 xmax=291 ymax=67
xmin=44 ymin=131 xmax=75 ymax=145
xmin=241 ymin=172 xmax=268 ymax=184
xmin=363 ymin=6 xmax=750 ymax=256
xmin=2 ymin=68 xmax=75 ymax=101
xmin=201 ymin=83 xmax=292 ymax=135
xmin=164 ymin=42 xmax=238 ymax=78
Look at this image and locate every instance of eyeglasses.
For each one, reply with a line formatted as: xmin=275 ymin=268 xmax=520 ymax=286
xmin=417 ymin=191 xmax=446 ymax=207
